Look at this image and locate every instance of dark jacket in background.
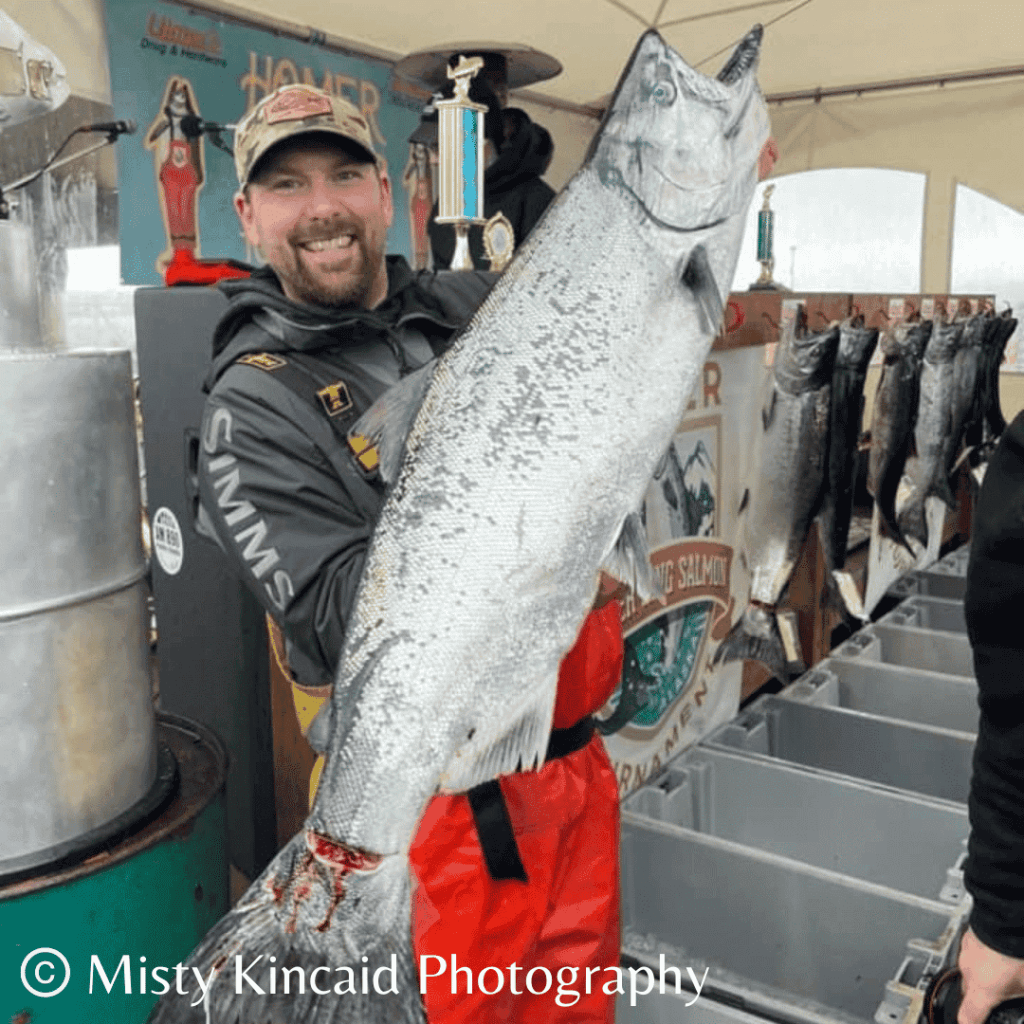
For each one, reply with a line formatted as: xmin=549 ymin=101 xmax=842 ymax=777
xmin=429 ymin=107 xmax=555 ymax=271
xmin=964 ymin=409 xmax=1024 ymax=957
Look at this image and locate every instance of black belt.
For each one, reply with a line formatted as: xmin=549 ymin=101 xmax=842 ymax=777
xmin=467 ymin=717 xmax=595 ymax=883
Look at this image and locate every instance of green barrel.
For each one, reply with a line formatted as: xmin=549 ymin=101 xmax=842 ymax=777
xmin=0 ymin=714 xmax=229 ymax=1024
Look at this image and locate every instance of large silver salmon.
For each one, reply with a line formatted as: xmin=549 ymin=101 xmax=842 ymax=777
xmin=147 ymin=26 xmax=769 ymax=1024
xmin=715 ymin=316 xmax=840 ymax=680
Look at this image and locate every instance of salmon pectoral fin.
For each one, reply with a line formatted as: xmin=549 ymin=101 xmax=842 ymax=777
xmin=349 ymin=360 xmax=437 ymax=484
xmin=438 ymin=680 xmax=556 ymax=792
xmin=601 ymin=509 xmax=663 ymax=603
xmin=681 ymin=243 xmax=724 ymax=336
xmin=146 ymin=835 xmax=425 ymax=1024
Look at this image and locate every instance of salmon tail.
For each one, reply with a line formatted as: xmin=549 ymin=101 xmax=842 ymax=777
xmin=929 ymin=472 xmax=958 ymax=511
xmin=874 ymin=477 xmax=915 ymax=554
xmin=146 ymin=837 xmax=425 ymax=1024
xmin=898 ymin=496 xmax=929 ymax=550
xmin=713 ymin=604 xmax=791 ymax=682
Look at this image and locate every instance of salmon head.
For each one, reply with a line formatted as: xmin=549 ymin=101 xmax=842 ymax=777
xmin=591 ymin=26 xmax=769 ymax=233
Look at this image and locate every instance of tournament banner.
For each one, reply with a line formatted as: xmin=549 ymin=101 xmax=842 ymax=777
xmin=599 ymin=338 xmax=772 ymax=798
xmin=105 ymin=1 xmax=426 ymax=284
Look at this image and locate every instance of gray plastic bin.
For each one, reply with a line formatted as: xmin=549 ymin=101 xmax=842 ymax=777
xmin=622 ymin=745 xmax=967 ymax=903
xmin=704 ymin=696 xmax=974 ymax=806
xmin=877 ymin=596 xmax=967 ymax=634
xmin=621 ymin=815 xmax=966 ymax=1024
xmin=832 ymin=623 xmax=974 ymax=679
xmin=888 ymin=571 xmax=966 ymax=602
xmin=781 ymin=659 xmax=978 ymax=735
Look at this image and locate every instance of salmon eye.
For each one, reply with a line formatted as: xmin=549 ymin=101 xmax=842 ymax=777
xmin=651 ymin=80 xmax=676 ymax=105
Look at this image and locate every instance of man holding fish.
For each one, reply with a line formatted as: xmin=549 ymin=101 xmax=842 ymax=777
xmin=160 ymin=22 xmax=776 ymax=1022
xmin=196 ymin=82 xmax=624 ymax=1022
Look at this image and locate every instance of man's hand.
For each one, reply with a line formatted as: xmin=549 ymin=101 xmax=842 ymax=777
xmin=594 ymin=572 xmax=628 ymax=610
xmin=958 ymin=927 xmax=1024 ymax=1024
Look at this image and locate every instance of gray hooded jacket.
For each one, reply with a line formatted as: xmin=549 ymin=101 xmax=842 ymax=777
xmin=198 ymin=255 xmax=494 ymax=688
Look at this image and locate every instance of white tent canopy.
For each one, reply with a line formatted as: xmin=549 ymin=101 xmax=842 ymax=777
xmin=161 ymin=0 xmax=1024 ymax=292
xmin=19 ymin=0 xmax=1024 ymax=292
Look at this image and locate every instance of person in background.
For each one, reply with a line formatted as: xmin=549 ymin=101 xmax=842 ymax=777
xmin=397 ymin=46 xmax=561 ymax=270
xmin=958 ymin=408 xmax=1024 ymax=1024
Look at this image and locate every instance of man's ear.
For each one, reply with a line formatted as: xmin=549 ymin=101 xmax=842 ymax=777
xmin=234 ymin=189 xmax=259 ymax=248
xmin=378 ymin=168 xmax=394 ymax=228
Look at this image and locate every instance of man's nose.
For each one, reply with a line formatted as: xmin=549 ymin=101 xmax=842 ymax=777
xmin=307 ymin=176 xmax=346 ymax=218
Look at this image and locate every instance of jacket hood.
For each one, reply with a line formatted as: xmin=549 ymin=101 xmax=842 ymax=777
xmin=206 ymin=255 xmax=463 ymax=388
xmin=486 ymin=108 xmax=553 ymax=195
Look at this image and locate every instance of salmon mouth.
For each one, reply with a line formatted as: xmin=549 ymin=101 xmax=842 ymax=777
xmin=650 ymin=159 xmax=729 ymax=195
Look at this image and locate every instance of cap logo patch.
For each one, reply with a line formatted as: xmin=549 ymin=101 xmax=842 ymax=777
xmin=264 ymin=89 xmax=334 ymax=125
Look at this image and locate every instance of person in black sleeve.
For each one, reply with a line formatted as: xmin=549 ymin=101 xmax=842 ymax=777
xmin=960 ymin=409 xmax=1024 ymax=1024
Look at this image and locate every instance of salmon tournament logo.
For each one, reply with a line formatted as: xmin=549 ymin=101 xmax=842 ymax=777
xmin=598 ymin=416 xmax=733 ymax=793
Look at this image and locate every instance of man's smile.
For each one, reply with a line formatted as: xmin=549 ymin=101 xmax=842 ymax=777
xmin=299 ymin=234 xmax=357 ymax=253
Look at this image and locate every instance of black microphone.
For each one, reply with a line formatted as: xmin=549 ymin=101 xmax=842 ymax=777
xmin=81 ymin=119 xmax=137 ymax=136
xmin=179 ymin=115 xmax=235 ymax=136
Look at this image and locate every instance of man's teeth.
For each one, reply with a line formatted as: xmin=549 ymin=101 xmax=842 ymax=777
xmin=302 ymin=235 xmax=354 ymax=252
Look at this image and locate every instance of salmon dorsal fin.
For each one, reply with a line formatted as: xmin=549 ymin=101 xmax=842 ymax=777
xmin=437 ymin=684 xmax=556 ymax=793
xmin=349 ymin=361 xmax=436 ymax=484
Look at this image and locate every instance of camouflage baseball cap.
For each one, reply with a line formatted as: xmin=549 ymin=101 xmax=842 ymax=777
xmin=233 ymin=84 xmax=380 ymax=186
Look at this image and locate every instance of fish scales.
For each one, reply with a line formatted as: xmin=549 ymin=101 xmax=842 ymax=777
xmin=867 ymin=320 xmax=930 ymax=549
xmin=900 ymin=317 xmax=965 ymax=546
xmin=331 ymin=180 xmax=706 ymax=846
xmin=820 ymin=320 xmax=879 ymax=570
xmin=715 ymin=320 xmax=840 ymax=679
xmin=945 ymin=312 xmax=988 ymax=479
xmin=982 ymin=315 xmax=1017 ymax=441
xmin=147 ymin=26 xmax=769 ymax=1024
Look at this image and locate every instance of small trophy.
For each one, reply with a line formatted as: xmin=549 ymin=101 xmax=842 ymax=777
xmin=434 ymin=55 xmax=487 ymax=271
xmin=750 ymin=184 xmax=779 ymax=291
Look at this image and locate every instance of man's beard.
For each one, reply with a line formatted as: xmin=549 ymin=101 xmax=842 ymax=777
xmin=272 ymin=221 xmax=384 ymax=309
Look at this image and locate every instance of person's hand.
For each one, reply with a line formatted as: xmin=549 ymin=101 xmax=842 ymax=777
xmin=958 ymin=927 xmax=1024 ymax=1024
xmin=758 ymin=137 xmax=779 ymax=181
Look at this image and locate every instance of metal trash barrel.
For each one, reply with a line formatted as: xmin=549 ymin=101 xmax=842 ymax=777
xmin=0 ymin=349 xmax=157 ymax=873
xmin=0 ymin=713 xmax=229 ymax=1024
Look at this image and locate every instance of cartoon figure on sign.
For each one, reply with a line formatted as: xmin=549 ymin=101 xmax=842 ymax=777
xmin=402 ymin=141 xmax=434 ymax=270
xmin=144 ymin=76 xmax=205 ymax=272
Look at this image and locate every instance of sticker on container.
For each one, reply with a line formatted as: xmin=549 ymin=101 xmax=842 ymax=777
xmin=921 ymin=297 xmax=935 ymax=321
xmin=888 ymin=297 xmax=906 ymax=323
xmin=152 ymin=506 xmax=184 ymax=576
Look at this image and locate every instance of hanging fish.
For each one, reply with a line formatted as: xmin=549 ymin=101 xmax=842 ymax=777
xmin=944 ymin=311 xmax=989 ymax=485
xmin=715 ymin=315 xmax=841 ymax=681
xmin=146 ymin=25 xmax=770 ymax=1024
xmin=819 ymin=316 xmax=878 ymax=572
xmin=866 ymin=319 xmax=931 ymax=551
xmin=899 ymin=316 xmax=965 ymax=548
xmin=974 ymin=310 xmax=1017 ymax=448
